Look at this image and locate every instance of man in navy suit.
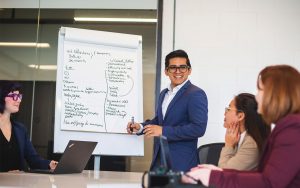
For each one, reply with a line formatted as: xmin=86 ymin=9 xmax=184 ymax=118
xmin=127 ymin=50 xmax=208 ymax=172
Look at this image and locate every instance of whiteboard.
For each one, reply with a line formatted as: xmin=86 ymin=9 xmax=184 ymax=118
xmin=54 ymin=27 xmax=144 ymax=156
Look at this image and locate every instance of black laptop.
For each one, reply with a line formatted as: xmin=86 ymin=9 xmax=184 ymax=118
xmin=29 ymin=140 xmax=97 ymax=174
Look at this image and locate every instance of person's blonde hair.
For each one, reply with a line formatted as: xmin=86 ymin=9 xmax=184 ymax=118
xmin=257 ymin=65 xmax=300 ymax=124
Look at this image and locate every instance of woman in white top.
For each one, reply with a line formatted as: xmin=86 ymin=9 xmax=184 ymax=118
xmin=218 ymin=93 xmax=270 ymax=170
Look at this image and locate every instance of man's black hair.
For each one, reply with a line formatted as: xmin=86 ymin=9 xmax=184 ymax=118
xmin=165 ymin=49 xmax=191 ymax=68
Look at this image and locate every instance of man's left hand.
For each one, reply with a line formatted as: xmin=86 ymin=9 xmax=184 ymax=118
xmin=143 ymin=125 xmax=162 ymax=138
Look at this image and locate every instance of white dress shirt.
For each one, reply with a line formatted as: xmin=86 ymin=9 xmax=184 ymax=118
xmin=271 ymin=123 xmax=275 ymax=131
xmin=136 ymin=80 xmax=189 ymax=133
xmin=238 ymin=131 xmax=246 ymax=149
xmin=161 ymin=79 xmax=189 ymax=119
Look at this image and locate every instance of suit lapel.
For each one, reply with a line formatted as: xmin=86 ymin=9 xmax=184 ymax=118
xmin=158 ymin=89 xmax=168 ymax=124
xmin=164 ymin=81 xmax=191 ymax=121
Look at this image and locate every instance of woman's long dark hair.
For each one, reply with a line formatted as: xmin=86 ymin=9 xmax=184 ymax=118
xmin=0 ymin=81 xmax=22 ymax=113
xmin=235 ymin=93 xmax=270 ymax=153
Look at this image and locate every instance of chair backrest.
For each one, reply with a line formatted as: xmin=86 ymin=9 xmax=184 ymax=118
xmin=197 ymin=142 xmax=225 ymax=165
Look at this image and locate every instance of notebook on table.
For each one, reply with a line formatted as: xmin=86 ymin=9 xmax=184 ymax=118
xmin=28 ymin=140 xmax=97 ymax=174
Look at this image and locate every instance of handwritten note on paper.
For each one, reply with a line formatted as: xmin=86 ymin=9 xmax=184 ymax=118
xmin=60 ymin=41 xmax=138 ymax=133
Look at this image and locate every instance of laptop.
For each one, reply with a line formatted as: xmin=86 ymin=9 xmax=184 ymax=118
xmin=29 ymin=140 xmax=97 ymax=174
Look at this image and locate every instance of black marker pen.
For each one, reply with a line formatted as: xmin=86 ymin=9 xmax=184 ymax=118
xmin=130 ymin=116 xmax=134 ymax=132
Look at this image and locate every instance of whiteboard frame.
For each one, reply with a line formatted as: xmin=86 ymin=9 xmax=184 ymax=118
xmin=54 ymin=27 xmax=144 ymax=156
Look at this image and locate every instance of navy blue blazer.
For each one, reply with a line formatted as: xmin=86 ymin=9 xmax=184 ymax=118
xmin=12 ymin=121 xmax=50 ymax=170
xmin=143 ymin=81 xmax=208 ymax=172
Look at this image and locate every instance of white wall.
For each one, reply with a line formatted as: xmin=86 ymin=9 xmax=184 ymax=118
xmin=162 ymin=0 xmax=300 ymax=146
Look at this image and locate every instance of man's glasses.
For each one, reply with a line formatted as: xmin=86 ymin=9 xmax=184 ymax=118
xmin=7 ymin=93 xmax=23 ymax=101
xmin=225 ymin=107 xmax=242 ymax=113
xmin=167 ymin=65 xmax=190 ymax=73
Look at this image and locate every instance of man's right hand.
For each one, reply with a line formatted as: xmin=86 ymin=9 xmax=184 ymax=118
xmin=126 ymin=122 xmax=141 ymax=134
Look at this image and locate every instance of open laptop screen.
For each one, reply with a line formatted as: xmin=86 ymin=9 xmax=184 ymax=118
xmin=28 ymin=140 xmax=97 ymax=174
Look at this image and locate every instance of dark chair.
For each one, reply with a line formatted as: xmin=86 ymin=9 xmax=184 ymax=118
xmin=197 ymin=142 xmax=225 ymax=165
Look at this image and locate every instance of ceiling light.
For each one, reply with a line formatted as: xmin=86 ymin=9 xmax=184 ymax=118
xmin=0 ymin=42 xmax=50 ymax=48
xmin=74 ymin=17 xmax=157 ymax=23
xmin=28 ymin=64 xmax=57 ymax=70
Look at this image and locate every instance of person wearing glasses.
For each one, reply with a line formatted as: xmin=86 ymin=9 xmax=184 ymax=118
xmin=183 ymin=65 xmax=300 ymax=187
xmin=0 ymin=81 xmax=57 ymax=172
xmin=219 ymin=93 xmax=270 ymax=170
xmin=127 ymin=49 xmax=208 ymax=172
